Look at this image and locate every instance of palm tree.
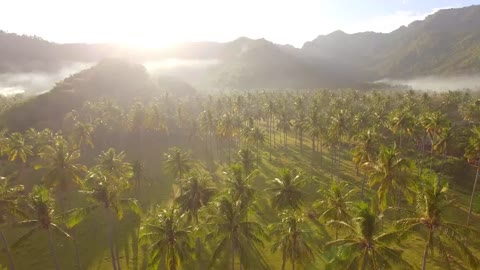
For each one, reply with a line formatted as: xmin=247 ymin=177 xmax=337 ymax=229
xmin=315 ymin=181 xmax=355 ymax=239
xmin=363 ymin=144 xmax=411 ymax=210
xmin=14 ymin=186 xmax=72 ymax=270
xmin=433 ymin=124 xmax=454 ymax=164
xmin=207 ymin=196 xmax=269 ymax=270
xmin=237 ymin=149 xmax=256 ymax=176
xmin=79 ymin=168 xmax=140 ymax=270
xmin=35 ymin=137 xmax=87 ymax=207
xmin=352 ymin=130 xmax=378 ymax=196
xmin=0 ymin=129 xmax=9 ymax=157
xmin=268 ymin=211 xmax=315 ymax=270
xmin=145 ymin=100 xmax=168 ymax=134
xmin=175 ymin=173 xmax=216 ymax=224
xmin=388 ymin=109 xmax=415 ymax=147
xmin=140 ymin=207 xmax=191 ymax=270
xmin=276 ymin=111 xmax=292 ymax=147
xmin=5 ymin=132 xmax=33 ymax=164
xmin=224 ymin=164 xmax=257 ymax=206
xmin=70 ymin=121 xmax=94 ymax=155
xmin=246 ymin=127 xmax=265 ymax=166
xmin=464 ymin=126 xmax=480 ymax=226
xmin=131 ymin=160 xmax=147 ymax=198
xmin=326 ymin=203 xmax=412 ymax=270
xmin=95 ymin=148 xmax=134 ymax=181
xmin=267 ymin=168 xmax=304 ymax=211
xmin=395 ymin=175 xmax=478 ymax=270
xmin=74 ymin=148 xmax=137 ymax=270
xmin=163 ymin=147 xmax=192 ymax=180
xmin=0 ymin=177 xmax=25 ymax=270
xmin=217 ymin=113 xmax=241 ymax=162
xmin=421 ymin=112 xmax=448 ymax=167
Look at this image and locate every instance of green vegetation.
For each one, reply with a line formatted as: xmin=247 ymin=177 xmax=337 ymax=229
xmin=0 ymin=68 xmax=480 ymax=270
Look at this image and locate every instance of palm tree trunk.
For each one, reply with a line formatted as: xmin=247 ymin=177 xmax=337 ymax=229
xmin=300 ymin=130 xmax=303 ymax=153
xmin=106 ymin=209 xmax=118 ymax=270
xmin=47 ymin=228 xmax=60 ymax=270
xmin=115 ymin=222 xmax=122 ymax=270
xmin=231 ymin=239 xmax=235 ymax=270
xmin=256 ymin=141 xmax=260 ymax=167
xmin=291 ymin=246 xmax=295 ymax=270
xmin=467 ymin=164 xmax=480 ymax=226
xmin=361 ymin=175 xmax=367 ymax=199
xmin=269 ymin=116 xmax=272 ymax=161
xmin=422 ymin=240 xmax=429 ymax=270
xmin=281 ymin=252 xmax=286 ymax=270
xmin=72 ymin=235 xmax=83 ymax=270
xmin=0 ymin=229 xmax=15 ymax=270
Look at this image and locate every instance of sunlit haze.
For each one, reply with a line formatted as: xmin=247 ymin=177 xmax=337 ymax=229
xmin=2 ymin=0 xmax=480 ymax=47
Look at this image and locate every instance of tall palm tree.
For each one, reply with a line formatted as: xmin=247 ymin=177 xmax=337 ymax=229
xmin=352 ymin=130 xmax=378 ymax=195
xmin=388 ymin=109 xmax=415 ymax=148
xmin=237 ymin=149 xmax=256 ymax=176
xmin=433 ymin=125 xmax=454 ymax=162
xmin=267 ymin=168 xmax=304 ymax=211
xmin=140 ymin=207 xmax=191 ymax=270
xmin=163 ymin=147 xmax=192 ymax=180
xmin=35 ymin=137 xmax=87 ymax=207
xmin=269 ymin=211 xmax=315 ymax=270
xmin=79 ymin=168 xmax=140 ymax=270
xmin=326 ymin=203 xmax=412 ymax=270
xmin=175 ymin=173 xmax=216 ymax=224
xmin=5 ymin=132 xmax=33 ymax=164
xmin=0 ymin=177 xmax=25 ymax=270
xmin=131 ymin=160 xmax=146 ymax=198
xmin=74 ymin=148 xmax=137 ymax=270
xmin=395 ymin=175 xmax=478 ymax=270
xmin=315 ymin=181 xmax=355 ymax=239
xmin=363 ymin=144 xmax=411 ymax=210
xmin=70 ymin=121 xmax=94 ymax=155
xmin=13 ymin=186 xmax=72 ymax=270
xmin=464 ymin=126 xmax=480 ymax=226
xmin=217 ymin=113 xmax=241 ymax=162
xmin=276 ymin=111 xmax=292 ymax=147
xmin=246 ymin=127 xmax=265 ymax=166
xmin=0 ymin=129 xmax=9 ymax=158
xmin=207 ymin=196 xmax=269 ymax=270
xmin=224 ymin=164 xmax=257 ymax=206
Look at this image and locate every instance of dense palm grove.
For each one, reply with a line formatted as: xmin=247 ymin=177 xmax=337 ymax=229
xmin=1 ymin=89 xmax=480 ymax=270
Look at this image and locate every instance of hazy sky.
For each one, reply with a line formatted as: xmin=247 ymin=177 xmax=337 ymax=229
xmin=1 ymin=0 xmax=480 ymax=47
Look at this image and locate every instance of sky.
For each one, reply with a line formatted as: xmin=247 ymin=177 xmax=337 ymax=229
xmin=1 ymin=0 xmax=480 ymax=48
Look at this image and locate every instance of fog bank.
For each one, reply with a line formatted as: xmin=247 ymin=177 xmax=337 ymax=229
xmin=377 ymin=75 xmax=480 ymax=91
xmin=0 ymin=62 xmax=94 ymax=96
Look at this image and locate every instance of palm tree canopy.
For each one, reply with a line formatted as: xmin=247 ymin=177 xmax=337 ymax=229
xmin=268 ymin=168 xmax=304 ymax=211
xmin=35 ymin=137 xmax=87 ymax=191
xmin=163 ymin=147 xmax=192 ymax=179
xmin=175 ymin=173 xmax=216 ymax=223
xmin=326 ymin=203 xmax=412 ymax=270
xmin=207 ymin=196 xmax=269 ymax=270
xmin=140 ymin=207 xmax=192 ymax=270
xmin=395 ymin=175 xmax=479 ymax=269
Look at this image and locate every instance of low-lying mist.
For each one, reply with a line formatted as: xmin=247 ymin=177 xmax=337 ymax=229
xmin=0 ymin=62 xmax=94 ymax=96
xmin=377 ymin=75 xmax=480 ymax=91
xmin=143 ymin=58 xmax=219 ymax=72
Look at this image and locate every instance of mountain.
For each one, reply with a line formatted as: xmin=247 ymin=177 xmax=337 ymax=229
xmin=0 ymin=59 xmax=196 ymax=131
xmin=302 ymin=5 xmax=480 ymax=79
xmin=1 ymin=5 xmax=480 ymax=90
